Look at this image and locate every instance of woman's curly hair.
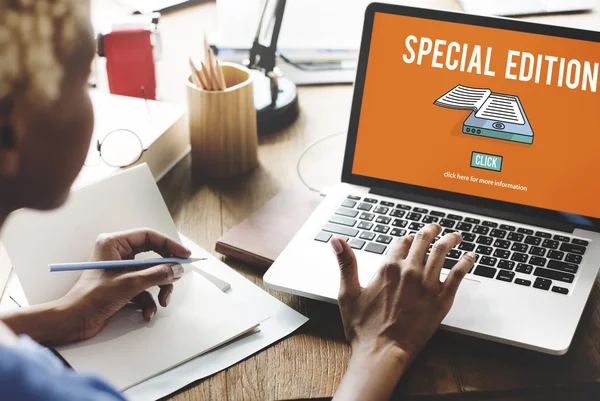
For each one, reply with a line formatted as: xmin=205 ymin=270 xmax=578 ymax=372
xmin=0 ymin=0 xmax=90 ymax=106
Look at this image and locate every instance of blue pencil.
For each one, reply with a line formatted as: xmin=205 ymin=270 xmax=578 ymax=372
xmin=49 ymin=257 xmax=207 ymax=272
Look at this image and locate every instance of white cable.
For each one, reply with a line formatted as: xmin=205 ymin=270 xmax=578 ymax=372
xmin=296 ymin=130 xmax=346 ymax=195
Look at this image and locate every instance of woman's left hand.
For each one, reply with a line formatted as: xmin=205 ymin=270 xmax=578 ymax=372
xmin=61 ymin=228 xmax=191 ymax=341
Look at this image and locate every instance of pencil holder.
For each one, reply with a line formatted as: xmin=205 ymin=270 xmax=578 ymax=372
xmin=186 ymin=62 xmax=259 ymax=179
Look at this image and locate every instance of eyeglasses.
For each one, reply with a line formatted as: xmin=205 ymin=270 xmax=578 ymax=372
xmin=84 ymin=129 xmax=144 ymax=168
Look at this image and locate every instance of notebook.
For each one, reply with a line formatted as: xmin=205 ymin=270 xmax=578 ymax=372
xmin=0 ymin=164 xmax=267 ymax=390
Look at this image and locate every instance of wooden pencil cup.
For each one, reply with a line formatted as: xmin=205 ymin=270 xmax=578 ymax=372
xmin=187 ymin=62 xmax=259 ymax=179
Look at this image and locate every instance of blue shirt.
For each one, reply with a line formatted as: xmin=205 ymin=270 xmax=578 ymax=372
xmin=0 ymin=336 xmax=126 ymax=401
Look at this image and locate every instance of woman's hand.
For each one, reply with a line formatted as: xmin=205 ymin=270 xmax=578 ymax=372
xmin=332 ymin=223 xmax=476 ymax=401
xmin=61 ymin=228 xmax=191 ymax=341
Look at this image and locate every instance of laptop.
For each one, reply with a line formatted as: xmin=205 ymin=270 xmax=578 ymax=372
xmin=459 ymin=0 xmax=594 ymax=17
xmin=264 ymin=3 xmax=600 ymax=355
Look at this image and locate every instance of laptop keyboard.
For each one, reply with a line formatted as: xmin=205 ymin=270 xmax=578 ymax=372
xmin=314 ymin=195 xmax=591 ymax=296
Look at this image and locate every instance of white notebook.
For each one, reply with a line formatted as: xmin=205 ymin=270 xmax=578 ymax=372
xmin=0 ymin=164 xmax=267 ymax=390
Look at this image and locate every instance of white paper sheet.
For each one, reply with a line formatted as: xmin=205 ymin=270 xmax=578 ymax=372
xmin=124 ymin=234 xmax=309 ymax=401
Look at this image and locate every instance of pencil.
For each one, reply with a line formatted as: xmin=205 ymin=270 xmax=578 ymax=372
xmin=207 ymin=47 xmax=222 ymax=90
xmin=188 ymin=57 xmax=203 ymax=88
xmin=49 ymin=257 xmax=207 ymax=272
xmin=200 ymin=61 xmax=214 ymax=91
xmin=215 ymin=59 xmax=227 ymax=90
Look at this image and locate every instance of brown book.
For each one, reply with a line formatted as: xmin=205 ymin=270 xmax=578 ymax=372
xmin=216 ymin=189 xmax=322 ymax=270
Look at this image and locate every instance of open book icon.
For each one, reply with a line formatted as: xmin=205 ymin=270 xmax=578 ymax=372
xmin=434 ymin=85 xmax=534 ymax=145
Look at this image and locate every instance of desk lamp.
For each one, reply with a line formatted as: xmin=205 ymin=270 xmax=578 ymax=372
xmin=244 ymin=0 xmax=299 ymax=134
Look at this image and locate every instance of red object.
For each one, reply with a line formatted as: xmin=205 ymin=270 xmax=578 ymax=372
xmin=102 ymin=29 xmax=156 ymax=99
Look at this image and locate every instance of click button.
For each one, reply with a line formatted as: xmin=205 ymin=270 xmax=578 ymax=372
xmin=471 ymin=152 xmax=503 ymax=172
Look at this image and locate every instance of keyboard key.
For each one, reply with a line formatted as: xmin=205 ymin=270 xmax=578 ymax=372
xmin=516 ymin=263 xmax=533 ymax=274
xmin=314 ymin=232 xmax=332 ymax=242
xmin=365 ymin=242 xmax=386 ymax=254
xmin=511 ymin=243 xmax=528 ymax=253
xmin=341 ymin=199 xmax=357 ymax=208
xmin=496 ymin=270 xmax=515 ymax=282
xmin=490 ymin=229 xmax=507 ymax=239
xmin=529 ymin=256 xmax=547 ymax=267
xmin=357 ymin=203 xmax=373 ymax=211
xmin=409 ymin=222 xmax=425 ymax=231
xmin=414 ymin=207 xmax=428 ymax=214
xmin=476 ymin=245 xmax=493 ymax=255
xmin=347 ymin=195 xmax=361 ymax=200
xmin=515 ymin=278 xmax=532 ymax=287
xmin=494 ymin=239 xmax=510 ymax=249
xmin=396 ymin=204 xmax=411 ymax=210
xmin=465 ymin=217 xmax=481 ymax=224
xmin=480 ymin=256 xmax=497 ymax=267
xmin=443 ymin=258 xmax=459 ymax=269
xmin=554 ymin=235 xmax=570 ymax=242
xmin=559 ymin=243 xmax=587 ymax=256
xmin=534 ymin=267 xmax=574 ymax=283
xmin=364 ymin=198 xmax=378 ymax=204
xmin=533 ymin=278 xmax=552 ymax=291
xmin=329 ymin=215 xmax=357 ymax=227
xmin=448 ymin=249 xmax=462 ymax=259
xmin=535 ymin=231 xmax=552 ymax=239
xmin=406 ymin=213 xmax=422 ymax=221
xmin=547 ymin=260 xmax=579 ymax=274
xmin=474 ymin=265 xmax=497 ymax=278
xmin=439 ymin=219 xmax=456 ymax=228
xmin=565 ymin=253 xmax=582 ymax=264
xmin=552 ymin=286 xmax=569 ymax=295
xmin=349 ymin=239 xmax=366 ymax=250
xmin=447 ymin=214 xmax=463 ymax=221
xmin=376 ymin=216 xmax=391 ymax=224
xmin=458 ymin=242 xmax=476 ymax=251
xmin=323 ymin=224 xmax=359 ymax=237
xmin=392 ymin=219 xmax=408 ymax=228
xmin=442 ymin=229 xmax=457 ymax=236
xmin=511 ymin=252 xmax=528 ymax=262
xmin=493 ymin=249 xmax=510 ymax=259
xmin=498 ymin=260 xmax=515 ymax=270
xmin=462 ymin=233 xmax=476 ymax=242
xmin=374 ymin=206 xmax=389 ymax=215
xmin=336 ymin=207 xmax=358 ymax=218
xmin=547 ymin=250 xmax=564 ymax=260
xmin=473 ymin=226 xmax=489 ymax=235
xmin=359 ymin=213 xmax=375 ymax=221
xmin=422 ymin=215 xmax=439 ymax=224
xmin=390 ymin=228 xmax=407 ymax=237
xmin=390 ymin=209 xmax=405 ymax=218
xmin=507 ymin=232 xmax=524 ymax=242
xmin=376 ymin=234 xmax=393 ymax=244
xmin=517 ymin=228 xmax=534 ymax=235
xmin=456 ymin=222 xmax=473 ymax=231
xmin=542 ymin=239 xmax=559 ymax=250
xmin=359 ymin=231 xmax=376 ymax=241
xmin=380 ymin=201 xmax=394 ymax=207
xmin=357 ymin=221 xmax=373 ymax=230
xmin=572 ymin=239 xmax=589 ymax=246
xmin=499 ymin=224 xmax=516 ymax=231
xmin=482 ymin=221 xmax=498 ymax=228
xmin=476 ymin=236 xmax=493 ymax=245
xmin=529 ymin=247 xmax=546 ymax=257
xmin=332 ymin=235 xmax=349 ymax=242
xmin=430 ymin=211 xmax=445 ymax=217
xmin=374 ymin=225 xmax=390 ymax=234
xmin=525 ymin=236 xmax=542 ymax=246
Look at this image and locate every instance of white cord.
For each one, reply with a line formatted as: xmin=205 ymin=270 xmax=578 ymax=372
xmin=296 ymin=130 xmax=346 ymax=195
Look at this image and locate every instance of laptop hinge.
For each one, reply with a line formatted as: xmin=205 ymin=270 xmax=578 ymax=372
xmin=370 ymin=187 xmax=575 ymax=233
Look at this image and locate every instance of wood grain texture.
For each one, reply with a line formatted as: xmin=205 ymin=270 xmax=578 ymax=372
xmin=92 ymin=1 xmax=600 ymax=399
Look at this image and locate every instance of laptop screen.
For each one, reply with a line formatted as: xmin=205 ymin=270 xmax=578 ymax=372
xmin=350 ymin=10 xmax=600 ymax=221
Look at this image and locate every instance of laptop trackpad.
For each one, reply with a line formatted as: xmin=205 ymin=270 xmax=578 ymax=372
xmin=442 ymin=276 xmax=481 ymax=326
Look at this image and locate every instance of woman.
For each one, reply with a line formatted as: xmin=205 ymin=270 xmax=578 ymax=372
xmin=0 ymin=1 xmax=475 ymax=400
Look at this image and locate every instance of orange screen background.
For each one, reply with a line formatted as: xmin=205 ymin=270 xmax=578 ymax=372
xmin=352 ymin=13 xmax=600 ymax=219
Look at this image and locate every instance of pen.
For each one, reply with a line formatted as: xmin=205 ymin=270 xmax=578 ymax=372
xmin=49 ymin=257 xmax=207 ymax=272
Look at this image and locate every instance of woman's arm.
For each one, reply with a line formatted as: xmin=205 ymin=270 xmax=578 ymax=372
xmin=331 ymin=224 xmax=476 ymax=401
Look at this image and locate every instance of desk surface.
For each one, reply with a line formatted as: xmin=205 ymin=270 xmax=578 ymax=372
xmin=13 ymin=1 xmax=600 ymax=399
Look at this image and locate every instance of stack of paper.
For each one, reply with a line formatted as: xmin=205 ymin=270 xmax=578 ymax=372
xmin=0 ymin=165 xmax=280 ymax=393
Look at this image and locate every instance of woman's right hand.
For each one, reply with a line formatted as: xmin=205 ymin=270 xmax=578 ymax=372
xmin=331 ymin=223 xmax=476 ymax=401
